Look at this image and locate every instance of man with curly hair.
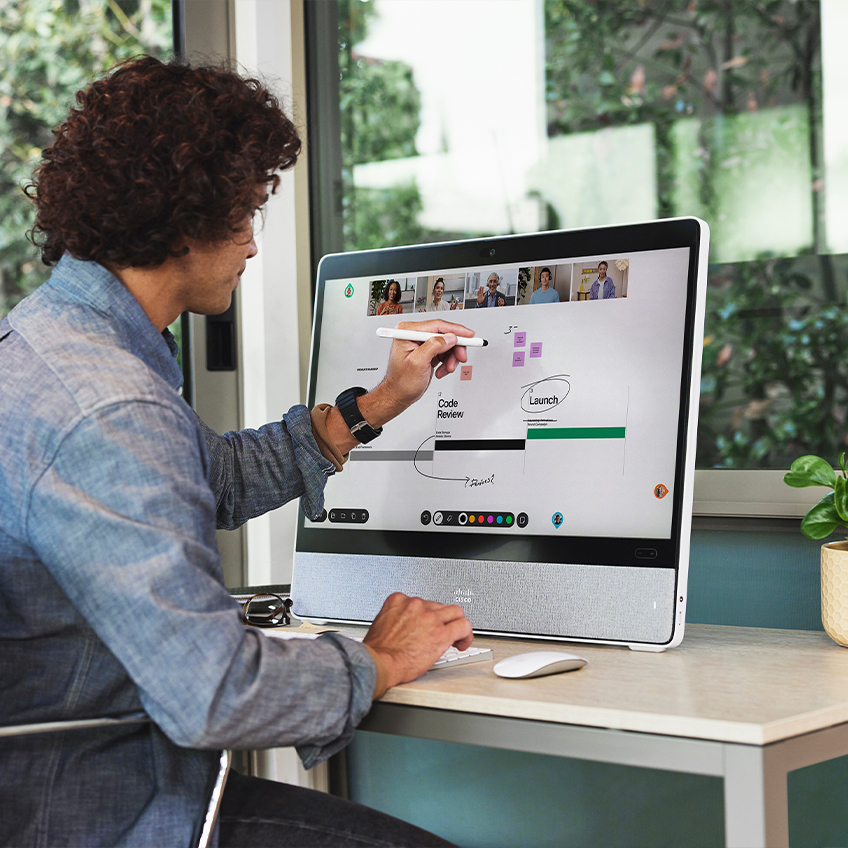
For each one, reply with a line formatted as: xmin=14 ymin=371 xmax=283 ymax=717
xmin=0 ymin=57 xmax=472 ymax=847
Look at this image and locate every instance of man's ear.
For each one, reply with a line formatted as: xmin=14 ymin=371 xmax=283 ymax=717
xmin=169 ymin=237 xmax=191 ymax=259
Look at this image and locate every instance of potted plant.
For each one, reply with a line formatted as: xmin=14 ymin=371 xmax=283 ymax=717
xmin=784 ymin=454 xmax=848 ymax=646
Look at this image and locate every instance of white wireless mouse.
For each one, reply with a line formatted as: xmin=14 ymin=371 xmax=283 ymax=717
xmin=493 ymin=651 xmax=587 ymax=679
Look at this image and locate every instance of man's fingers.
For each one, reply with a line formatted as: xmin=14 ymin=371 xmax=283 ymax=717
xmin=411 ymin=333 xmax=454 ymax=367
xmin=389 ymin=321 xmax=473 ymax=385
xmin=383 ymin=594 xmax=457 ymax=614
xmin=396 ymin=319 xmax=475 ymax=339
xmin=434 ymin=359 xmax=457 ymax=379
xmin=444 ymin=617 xmax=474 ymax=651
xmin=432 ymin=602 xmax=467 ymax=622
xmin=376 ymin=594 xmax=469 ymax=629
xmin=433 ymin=347 xmax=467 ymax=379
xmin=452 ymin=632 xmax=475 ymax=653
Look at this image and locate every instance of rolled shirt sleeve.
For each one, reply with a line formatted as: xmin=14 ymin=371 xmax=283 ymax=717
xmin=26 ymin=398 xmax=375 ymax=761
xmin=196 ymin=404 xmax=337 ymax=529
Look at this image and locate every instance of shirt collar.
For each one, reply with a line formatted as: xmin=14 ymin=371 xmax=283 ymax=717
xmin=49 ymin=255 xmax=184 ymax=392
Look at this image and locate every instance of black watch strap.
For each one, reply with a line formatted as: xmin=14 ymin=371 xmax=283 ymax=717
xmin=335 ymin=387 xmax=383 ymax=444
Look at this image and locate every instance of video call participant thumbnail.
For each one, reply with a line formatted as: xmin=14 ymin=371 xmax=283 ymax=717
xmin=429 ymin=277 xmax=457 ymax=311
xmin=590 ymin=260 xmax=616 ymax=299
xmin=529 ymin=267 xmax=559 ymax=305
xmin=476 ymin=272 xmax=506 ymax=307
xmin=376 ymin=279 xmax=403 ymax=315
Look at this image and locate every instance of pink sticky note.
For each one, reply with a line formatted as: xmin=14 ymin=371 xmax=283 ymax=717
xmin=460 ymin=365 xmax=473 ymax=381
xmin=512 ymin=352 xmax=525 ymax=367
xmin=530 ymin=342 xmax=543 ymax=358
xmin=514 ymin=332 xmax=526 ymax=347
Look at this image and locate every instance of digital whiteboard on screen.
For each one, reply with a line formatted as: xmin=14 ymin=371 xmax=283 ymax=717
xmin=307 ymin=246 xmax=689 ymax=542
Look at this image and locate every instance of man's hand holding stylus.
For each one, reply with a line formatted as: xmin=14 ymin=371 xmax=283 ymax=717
xmin=326 ymin=318 xmax=474 ymax=454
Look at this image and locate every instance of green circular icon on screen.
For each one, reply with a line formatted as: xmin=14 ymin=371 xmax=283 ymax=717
xmin=344 ymin=284 xmax=354 ymax=298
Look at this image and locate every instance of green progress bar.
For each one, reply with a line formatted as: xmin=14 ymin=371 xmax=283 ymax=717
xmin=527 ymin=427 xmax=626 ymax=440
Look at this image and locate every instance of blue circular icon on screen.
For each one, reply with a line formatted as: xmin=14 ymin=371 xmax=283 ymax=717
xmin=552 ymin=512 xmax=563 ymax=529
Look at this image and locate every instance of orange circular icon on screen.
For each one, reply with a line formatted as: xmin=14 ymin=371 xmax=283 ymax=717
xmin=654 ymin=484 xmax=669 ymax=499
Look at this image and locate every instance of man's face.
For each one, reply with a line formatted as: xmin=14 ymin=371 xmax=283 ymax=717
xmin=487 ymin=276 xmax=498 ymax=294
xmin=175 ymin=198 xmax=264 ymax=316
xmin=540 ymin=271 xmax=551 ymax=287
xmin=178 ymin=223 xmax=257 ymax=315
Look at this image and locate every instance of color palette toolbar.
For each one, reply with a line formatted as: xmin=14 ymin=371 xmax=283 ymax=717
xmin=421 ymin=510 xmax=518 ymax=528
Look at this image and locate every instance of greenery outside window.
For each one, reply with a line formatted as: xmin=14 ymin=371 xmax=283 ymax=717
xmin=0 ymin=0 xmax=178 ymax=354
xmin=316 ymin=0 xmax=848 ymax=517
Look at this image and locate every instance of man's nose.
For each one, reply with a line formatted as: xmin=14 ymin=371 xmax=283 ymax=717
xmin=247 ymin=239 xmax=258 ymax=259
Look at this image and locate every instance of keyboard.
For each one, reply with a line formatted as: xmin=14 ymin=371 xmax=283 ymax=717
xmin=259 ymin=624 xmax=493 ymax=671
xmin=345 ymin=632 xmax=493 ymax=671
xmin=431 ymin=645 xmax=493 ymax=669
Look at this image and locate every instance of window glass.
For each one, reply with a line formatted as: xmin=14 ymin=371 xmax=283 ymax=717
xmin=0 ymin=0 xmax=173 ymax=324
xmin=337 ymin=0 xmax=847 ymax=471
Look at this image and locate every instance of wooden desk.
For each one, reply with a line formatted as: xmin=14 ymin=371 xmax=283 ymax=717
xmin=359 ymin=625 xmax=848 ymax=848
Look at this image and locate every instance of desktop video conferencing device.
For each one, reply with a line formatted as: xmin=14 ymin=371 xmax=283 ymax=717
xmin=292 ymin=219 xmax=709 ymax=651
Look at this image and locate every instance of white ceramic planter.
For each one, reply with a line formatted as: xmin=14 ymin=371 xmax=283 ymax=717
xmin=821 ymin=541 xmax=848 ymax=647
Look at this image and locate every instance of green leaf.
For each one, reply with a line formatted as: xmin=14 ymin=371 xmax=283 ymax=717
xmin=835 ymin=476 xmax=848 ymax=525
xmin=783 ymin=456 xmax=837 ymax=489
xmin=801 ymin=493 xmax=842 ymax=540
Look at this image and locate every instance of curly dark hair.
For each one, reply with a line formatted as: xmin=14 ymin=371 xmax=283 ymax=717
xmin=28 ymin=56 xmax=301 ymax=268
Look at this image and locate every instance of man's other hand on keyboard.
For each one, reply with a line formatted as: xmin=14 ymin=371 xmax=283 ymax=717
xmin=362 ymin=593 xmax=473 ymax=698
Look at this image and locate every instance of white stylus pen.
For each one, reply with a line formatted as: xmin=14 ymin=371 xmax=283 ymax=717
xmin=376 ymin=327 xmax=488 ymax=347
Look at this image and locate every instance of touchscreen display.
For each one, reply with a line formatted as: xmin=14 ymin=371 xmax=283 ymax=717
xmin=306 ymin=245 xmax=691 ymax=541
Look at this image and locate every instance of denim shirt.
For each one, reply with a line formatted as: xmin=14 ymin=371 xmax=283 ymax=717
xmin=0 ymin=256 xmax=377 ymax=847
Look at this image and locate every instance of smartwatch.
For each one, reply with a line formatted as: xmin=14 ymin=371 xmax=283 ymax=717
xmin=335 ymin=386 xmax=383 ymax=444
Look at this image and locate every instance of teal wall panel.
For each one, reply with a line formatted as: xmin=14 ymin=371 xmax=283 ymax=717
xmin=349 ymin=735 xmax=724 ymax=848
xmin=687 ymin=528 xmax=824 ymax=631
xmin=789 ymin=756 xmax=848 ymax=848
xmin=347 ymin=529 xmax=848 ymax=848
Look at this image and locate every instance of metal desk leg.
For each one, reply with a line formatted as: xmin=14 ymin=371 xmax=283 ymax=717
xmin=723 ymin=744 xmax=788 ymax=848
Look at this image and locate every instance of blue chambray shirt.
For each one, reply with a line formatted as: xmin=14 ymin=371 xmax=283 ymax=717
xmin=0 ymin=256 xmax=377 ymax=847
